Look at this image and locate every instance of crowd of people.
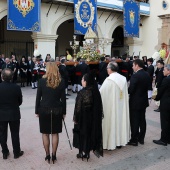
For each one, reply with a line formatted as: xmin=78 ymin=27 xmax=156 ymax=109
xmin=0 ymin=52 xmax=170 ymax=165
xmin=0 ymin=54 xmax=47 ymax=89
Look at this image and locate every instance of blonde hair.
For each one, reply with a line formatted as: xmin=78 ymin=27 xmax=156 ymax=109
xmin=43 ymin=62 xmax=61 ymax=89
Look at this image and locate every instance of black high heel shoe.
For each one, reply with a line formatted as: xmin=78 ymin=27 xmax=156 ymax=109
xmin=83 ymin=153 xmax=90 ymax=162
xmin=76 ymin=153 xmax=83 ymax=161
xmin=45 ymin=155 xmax=51 ymax=164
xmin=52 ymin=155 xmax=57 ymax=164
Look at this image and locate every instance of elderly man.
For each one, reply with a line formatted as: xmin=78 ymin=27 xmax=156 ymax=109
xmin=2 ymin=58 xmax=14 ymax=71
xmin=153 ymin=64 xmax=170 ymax=146
xmin=0 ymin=68 xmax=24 ymax=159
xmin=128 ymin=59 xmax=150 ymax=146
xmin=100 ymin=62 xmax=130 ymax=150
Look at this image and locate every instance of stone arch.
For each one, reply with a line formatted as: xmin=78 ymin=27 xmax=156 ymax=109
xmin=0 ymin=8 xmax=7 ymax=20
xmin=107 ymin=20 xmax=123 ymax=39
xmin=51 ymin=13 xmax=103 ymax=38
xmin=51 ymin=14 xmax=74 ymax=35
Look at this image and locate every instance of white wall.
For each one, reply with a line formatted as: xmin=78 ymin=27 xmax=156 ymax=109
xmin=1 ymin=0 xmax=169 ymax=60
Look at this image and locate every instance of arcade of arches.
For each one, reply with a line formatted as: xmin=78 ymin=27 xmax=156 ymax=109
xmin=1 ymin=1 xmax=170 ymax=60
xmin=0 ymin=16 xmax=128 ymax=60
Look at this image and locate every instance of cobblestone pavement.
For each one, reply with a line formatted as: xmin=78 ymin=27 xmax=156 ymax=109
xmin=0 ymin=86 xmax=170 ymax=170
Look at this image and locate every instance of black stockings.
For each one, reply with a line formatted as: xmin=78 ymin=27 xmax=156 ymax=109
xmin=42 ymin=134 xmax=50 ymax=156
xmin=42 ymin=133 xmax=59 ymax=156
xmin=52 ymin=134 xmax=59 ymax=156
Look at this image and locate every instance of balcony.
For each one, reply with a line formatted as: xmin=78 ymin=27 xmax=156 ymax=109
xmin=42 ymin=0 xmax=150 ymax=16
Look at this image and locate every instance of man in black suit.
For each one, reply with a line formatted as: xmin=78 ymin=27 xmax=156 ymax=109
xmin=153 ymin=64 xmax=170 ymax=146
xmin=27 ymin=56 xmax=32 ymax=86
xmin=147 ymin=58 xmax=154 ymax=81
xmin=147 ymin=58 xmax=154 ymax=99
xmin=128 ymin=59 xmax=150 ymax=146
xmin=76 ymin=58 xmax=89 ymax=92
xmin=59 ymin=59 xmax=70 ymax=96
xmin=2 ymin=58 xmax=14 ymax=71
xmin=154 ymin=60 xmax=165 ymax=112
xmin=98 ymin=56 xmax=108 ymax=87
xmin=0 ymin=68 xmax=24 ymax=159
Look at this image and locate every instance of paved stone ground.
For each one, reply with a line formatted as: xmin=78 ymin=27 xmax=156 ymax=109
xmin=0 ymin=86 xmax=170 ymax=170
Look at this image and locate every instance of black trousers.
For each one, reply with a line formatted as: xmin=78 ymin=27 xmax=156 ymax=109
xmin=27 ymin=71 xmax=32 ymax=85
xmin=130 ymin=109 xmax=146 ymax=142
xmin=0 ymin=120 xmax=21 ymax=155
xmin=160 ymin=109 xmax=170 ymax=143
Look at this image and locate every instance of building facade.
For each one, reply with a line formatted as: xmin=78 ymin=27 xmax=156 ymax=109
xmin=0 ymin=0 xmax=170 ymax=60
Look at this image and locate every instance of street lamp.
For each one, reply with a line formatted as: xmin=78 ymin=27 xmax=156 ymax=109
xmin=98 ymin=38 xmax=109 ymax=54
xmin=69 ymin=35 xmax=79 ymax=58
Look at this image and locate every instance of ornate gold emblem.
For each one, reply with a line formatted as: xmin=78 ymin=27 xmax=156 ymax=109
xmin=129 ymin=10 xmax=135 ymax=27
xmin=75 ymin=0 xmax=95 ymax=28
xmin=13 ymin=0 xmax=35 ymax=17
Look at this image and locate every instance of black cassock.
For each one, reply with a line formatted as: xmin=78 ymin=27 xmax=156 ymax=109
xmin=73 ymin=85 xmax=103 ymax=157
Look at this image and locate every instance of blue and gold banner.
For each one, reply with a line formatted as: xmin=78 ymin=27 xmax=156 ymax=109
xmin=123 ymin=0 xmax=140 ymax=37
xmin=74 ymin=0 xmax=97 ymax=35
xmin=7 ymin=0 xmax=40 ymax=32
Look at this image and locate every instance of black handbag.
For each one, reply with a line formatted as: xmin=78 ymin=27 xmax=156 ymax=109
xmin=72 ymin=124 xmax=80 ymax=148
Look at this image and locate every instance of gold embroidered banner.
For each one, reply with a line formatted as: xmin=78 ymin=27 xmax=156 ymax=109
xmin=7 ymin=0 xmax=40 ymax=32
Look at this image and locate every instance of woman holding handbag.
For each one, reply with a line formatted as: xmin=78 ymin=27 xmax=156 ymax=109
xmin=35 ymin=62 xmax=66 ymax=164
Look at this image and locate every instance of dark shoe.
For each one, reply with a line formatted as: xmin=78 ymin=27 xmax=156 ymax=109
xmin=77 ymin=153 xmax=83 ymax=161
xmin=153 ymin=140 xmax=167 ymax=146
xmin=14 ymin=151 xmax=24 ymax=159
xmin=116 ymin=146 xmax=122 ymax=149
xmin=127 ymin=141 xmax=138 ymax=146
xmin=66 ymin=97 xmax=69 ymax=100
xmin=138 ymin=140 xmax=144 ymax=145
xmin=3 ymin=152 xmax=9 ymax=159
xmin=72 ymin=90 xmax=77 ymax=93
xmin=52 ymin=154 xmax=57 ymax=164
xmin=154 ymin=108 xmax=160 ymax=112
xmin=77 ymin=153 xmax=83 ymax=158
xmin=32 ymin=87 xmax=36 ymax=89
xmin=66 ymin=94 xmax=71 ymax=96
xmin=45 ymin=155 xmax=51 ymax=164
xmin=83 ymin=153 xmax=90 ymax=162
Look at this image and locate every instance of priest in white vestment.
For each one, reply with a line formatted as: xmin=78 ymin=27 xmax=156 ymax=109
xmin=100 ymin=62 xmax=130 ymax=150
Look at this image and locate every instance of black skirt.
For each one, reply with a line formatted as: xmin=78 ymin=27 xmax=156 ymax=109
xmin=38 ymin=107 xmax=63 ymax=134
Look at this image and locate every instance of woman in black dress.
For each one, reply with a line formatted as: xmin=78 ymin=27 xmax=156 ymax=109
xmin=35 ymin=62 xmax=66 ymax=164
xmin=73 ymin=73 xmax=103 ymax=161
xmin=20 ymin=57 xmax=27 ymax=87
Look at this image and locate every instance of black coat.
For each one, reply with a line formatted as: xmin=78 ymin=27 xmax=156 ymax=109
xmin=98 ymin=62 xmax=108 ymax=85
xmin=59 ymin=64 xmax=69 ymax=88
xmin=73 ymin=85 xmax=103 ymax=156
xmin=0 ymin=81 xmax=22 ymax=121
xmin=0 ymin=58 xmax=5 ymax=69
xmin=35 ymin=78 xmax=66 ymax=115
xmin=128 ymin=69 xmax=150 ymax=110
xmin=155 ymin=67 xmax=165 ymax=88
xmin=80 ymin=62 xmax=90 ymax=76
xmin=147 ymin=65 xmax=154 ymax=78
xmin=27 ymin=60 xmax=33 ymax=72
xmin=2 ymin=63 xmax=14 ymax=71
xmin=155 ymin=75 xmax=170 ymax=111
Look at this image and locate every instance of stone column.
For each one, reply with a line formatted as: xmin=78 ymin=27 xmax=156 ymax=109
xmin=31 ymin=33 xmax=58 ymax=60
xmin=158 ymin=14 xmax=170 ymax=48
xmin=126 ymin=38 xmax=143 ymax=58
